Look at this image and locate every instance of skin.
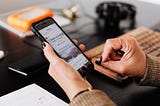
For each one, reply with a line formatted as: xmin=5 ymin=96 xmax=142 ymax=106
xmin=42 ymin=35 xmax=147 ymax=100
xmin=42 ymin=41 xmax=91 ymax=100
xmin=101 ymin=35 xmax=146 ymax=78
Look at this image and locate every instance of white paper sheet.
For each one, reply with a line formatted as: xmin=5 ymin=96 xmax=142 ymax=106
xmin=0 ymin=83 xmax=68 ymax=106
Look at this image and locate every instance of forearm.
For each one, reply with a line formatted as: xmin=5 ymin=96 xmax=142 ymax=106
xmin=135 ymin=55 xmax=160 ymax=87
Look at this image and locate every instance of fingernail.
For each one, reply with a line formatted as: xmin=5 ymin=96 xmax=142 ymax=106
xmin=116 ymin=50 xmax=124 ymax=56
xmin=95 ymin=56 xmax=102 ymax=65
xmin=41 ymin=42 xmax=46 ymax=49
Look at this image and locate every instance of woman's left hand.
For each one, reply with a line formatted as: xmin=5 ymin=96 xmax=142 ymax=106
xmin=42 ymin=42 xmax=91 ymax=100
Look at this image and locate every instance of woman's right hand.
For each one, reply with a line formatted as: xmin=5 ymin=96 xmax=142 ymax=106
xmin=101 ymin=35 xmax=147 ymax=78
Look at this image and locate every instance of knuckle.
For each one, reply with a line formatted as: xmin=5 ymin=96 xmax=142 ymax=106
xmin=126 ymin=37 xmax=137 ymax=48
xmin=106 ymin=39 xmax=113 ymax=44
xmin=48 ymin=69 xmax=51 ymax=75
xmin=119 ymin=65 xmax=128 ymax=75
xmin=127 ymin=36 xmax=136 ymax=44
xmin=48 ymin=66 xmax=52 ymax=75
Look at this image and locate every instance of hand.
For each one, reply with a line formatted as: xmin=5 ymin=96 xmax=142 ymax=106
xmin=101 ymin=35 xmax=146 ymax=78
xmin=42 ymin=41 xmax=91 ymax=100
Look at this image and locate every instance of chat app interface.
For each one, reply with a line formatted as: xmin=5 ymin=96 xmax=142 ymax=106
xmin=39 ymin=23 xmax=88 ymax=70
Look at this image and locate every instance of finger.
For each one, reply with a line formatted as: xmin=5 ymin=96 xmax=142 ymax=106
xmin=48 ymin=64 xmax=54 ymax=76
xmin=72 ymin=39 xmax=86 ymax=52
xmin=78 ymin=44 xmax=85 ymax=52
xmin=102 ymin=60 xmax=126 ymax=75
xmin=110 ymin=51 xmax=123 ymax=60
xmin=101 ymin=43 xmax=114 ymax=62
xmin=72 ymin=39 xmax=78 ymax=45
xmin=42 ymin=42 xmax=60 ymax=64
xmin=84 ymin=52 xmax=92 ymax=60
xmin=102 ymin=38 xmax=122 ymax=62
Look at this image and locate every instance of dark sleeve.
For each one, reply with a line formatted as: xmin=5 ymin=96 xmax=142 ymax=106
xmin=69 ymin=89 xmax=116 ymax=106
xmin=135 ymin=55 xmax=160 ymax=87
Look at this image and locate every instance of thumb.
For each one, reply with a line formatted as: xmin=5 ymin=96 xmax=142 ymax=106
xmin=102 ymin=60 xmax=126 ymax=75
xmin=42 ymin=42 xmax=60 ymax=64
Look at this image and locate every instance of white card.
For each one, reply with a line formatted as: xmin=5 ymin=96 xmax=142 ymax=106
xmin=0 ymin=83 xmax=68 ymax=106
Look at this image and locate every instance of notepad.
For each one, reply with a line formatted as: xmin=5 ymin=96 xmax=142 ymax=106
xmin=0 ymin=83 xmax=68 ymax=106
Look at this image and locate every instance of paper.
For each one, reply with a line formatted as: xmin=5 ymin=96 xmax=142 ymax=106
xmin=0 ymin=83 xmax=68 ymax=106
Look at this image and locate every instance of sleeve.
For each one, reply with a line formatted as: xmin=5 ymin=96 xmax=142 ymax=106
xmin=69 ymin=89 xmax=116 ymax=106
xmin=135 ymin=54 xmax=160 ymax=87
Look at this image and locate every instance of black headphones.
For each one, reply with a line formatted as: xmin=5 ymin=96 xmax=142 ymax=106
xmin=96 ymin=2 xmax=136 ymax=33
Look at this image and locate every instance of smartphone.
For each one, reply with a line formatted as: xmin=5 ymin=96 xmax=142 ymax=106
xmin=31 ymin=17 xmax=94 ymax=77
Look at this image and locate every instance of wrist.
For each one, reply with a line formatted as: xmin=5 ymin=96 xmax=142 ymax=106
xmin=137 ymin=53 xmax=147 ymax=78
xmin=72 ymin=87 xmax=92 ymax=100
xmin=64 ymin=78 xmax=92 ymax=100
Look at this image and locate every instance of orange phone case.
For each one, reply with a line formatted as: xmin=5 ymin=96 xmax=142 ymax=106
xmin=7 ymin=7 xmax=53 ymax=31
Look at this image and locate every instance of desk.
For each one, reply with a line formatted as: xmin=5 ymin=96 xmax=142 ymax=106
xmin=0 ymin=0 xmax=160 ymax=105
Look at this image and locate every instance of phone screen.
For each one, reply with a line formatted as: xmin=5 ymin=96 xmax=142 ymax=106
xmin=34 ymin=18 xmax=92 ymax=71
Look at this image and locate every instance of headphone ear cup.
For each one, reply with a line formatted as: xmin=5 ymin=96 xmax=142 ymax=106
xmin=96 ymin=3 xmax=104 ymax=18
xmin=108 ymin=4 xmax=121 ymax=20
xmin=130 ymin=6 xmax=136 ymax=19
xmin=95 ymin=2 xmax=136 ymax=33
